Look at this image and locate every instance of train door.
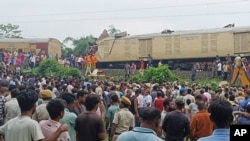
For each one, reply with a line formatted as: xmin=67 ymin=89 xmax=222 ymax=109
xmin=138 ymin=38 xmax=152 ymax=58
xmin=234 ymin=32 xmax=250 ymax=54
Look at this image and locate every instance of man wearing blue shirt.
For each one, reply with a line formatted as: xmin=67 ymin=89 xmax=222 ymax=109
xmin=198 ymin=100 xmax=233 ymax=141
xmin=239 ymin=91 xmax=250 ymax=111
xmin=117 ymin=107 xmax=163 ymax=141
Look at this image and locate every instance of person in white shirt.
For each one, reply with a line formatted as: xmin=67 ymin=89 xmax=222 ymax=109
xmin=143 ymin=89 xmax=152 ymax=107
xmin=77 ymin=56 xmax=83 ymax=69
xmin=217 ymin=61 xmax=222 ymax=77
xmin=0 ymin=89 xmax=68 ymax=141
xmin=30 ymin=54 xmax=36 ymax=68
xmin=203 ymin=87 xmax=211 ymax=104
xmin=183 ymin=89 xmax=195 ymax=106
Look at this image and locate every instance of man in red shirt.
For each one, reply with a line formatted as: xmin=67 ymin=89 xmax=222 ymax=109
xmin=139 ymin=60 xmax=145 ymax=74
xmin=154 ymin=91 xmax=165 ymax=111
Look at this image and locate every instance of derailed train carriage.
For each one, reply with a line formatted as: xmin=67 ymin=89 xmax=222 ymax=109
xmin=95 ymin=26 xmax=250 ymax=70
xmin=0 ymin=38 xmax=61 ymax=58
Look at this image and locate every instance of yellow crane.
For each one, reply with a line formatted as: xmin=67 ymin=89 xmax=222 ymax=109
xmin=230 ymin=59 xmax=250 ymax=87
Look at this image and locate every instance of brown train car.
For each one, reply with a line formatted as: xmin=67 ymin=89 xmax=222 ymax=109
xmin=95 ymin=26 xmax=250 ymax=69
xmin=0 ymin=38 xmax=61 ymax=58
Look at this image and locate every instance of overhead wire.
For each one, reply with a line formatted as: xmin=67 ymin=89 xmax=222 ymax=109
xmin=4 ymin=10 xmax=250 ymax=24
xmin=0 ymin=0 xmax=248 ymax=18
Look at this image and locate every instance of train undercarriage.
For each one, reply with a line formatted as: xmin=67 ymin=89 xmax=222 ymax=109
xmin=96 ymin=57 xmax=218 ymax=71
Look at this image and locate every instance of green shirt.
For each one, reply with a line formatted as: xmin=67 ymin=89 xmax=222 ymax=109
xmin=106 ymin=105 xmax=120 ymax=129
xmin=60 ymin=108 xmax=77 ymax=141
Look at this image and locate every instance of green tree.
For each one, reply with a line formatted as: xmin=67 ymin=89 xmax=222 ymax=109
xmin=0 ymin=23 xmax=22 ymax=38
xmin=63 ymin=35 xmax=95 ymax=56
xmin=31 ymin=59 xmax=82 ymax=78
xmin=61 ymin=44 xmax=73 ymax=58
xmin=130 ymin=65 xmax=175 ymax=83
xmin=108 ymin=25 xmax=121 ymax=37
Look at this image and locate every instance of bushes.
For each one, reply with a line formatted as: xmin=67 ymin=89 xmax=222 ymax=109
xmin=31 ymin=59 xmax=82 ymax=78
xmin=130 ymin=65 xmax=175 ymax=83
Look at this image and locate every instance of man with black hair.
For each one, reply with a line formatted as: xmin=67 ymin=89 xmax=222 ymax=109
xmin=118 ymin=107 xmax=163 ymax=141
xmin=110 ymin=96 xmax=134 ymax=141
xmin=106 ymin=94 xmax=120 ymax=138
xmin=198 ymin=100 xmax=233 ymax=141
xmin=162 ymin=100 xmax=190 ymax=141
xmin=75 ymin=94 xmax=106 ymax=141
xmin=73 ymin=90 xmax=87 ymax=115
xmin=0 ymin=89 xmax=68 ymax=141
xmin=183 ymin=89 xmax=195 ymax=106
xmin=40 ymin=99 xmax=70 ymax=140
xmin=190 ymin=101 xmax=214 ymax=141
xmin=239 ymin=90 xmax=250 ymax=111
xmin=160 ymin=98 xmax=176 ymax=138
xmin=133 ymin=88 xmax=142 ymax=127
xmin=60 ymin=93 xmax=77 ymax=141
xmin=4 ymin=88 xmax=20 ymax=123
xmin=235 ymin=104 xmax=250 ymax=125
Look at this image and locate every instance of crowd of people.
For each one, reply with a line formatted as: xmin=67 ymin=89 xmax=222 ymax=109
xmin=0 ymin=48 xmax=99 ymax=77
xmin=0 ymin=69 xmax=249 ymax=141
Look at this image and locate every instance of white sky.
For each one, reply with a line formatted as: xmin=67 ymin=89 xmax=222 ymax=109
xmin=1 ymin=0 xmax=250 ymax=44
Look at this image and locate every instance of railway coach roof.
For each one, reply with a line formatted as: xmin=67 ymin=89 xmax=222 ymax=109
xmin=116 ymin=26 xmax=250 ymax=39
xmin=0 ymin=38 xmax=59 ymax=43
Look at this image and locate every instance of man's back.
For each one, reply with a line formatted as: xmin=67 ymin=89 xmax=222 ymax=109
xmin=117 ymin=127 xmax=163 ymax=141
xmin=60 ymin=108 xmax=77 ymax=141
xmin=0 ymin=116 xmax=44 ymax=141
xmin=40 ymin=119 xmax=70 ymax=141
xmin=75 ymin=112 xmax=105 ymax=141
xmin=107 ymin=105 xmax=120 ymax=128
xmin=183 ymin=94 xmax=195 ymax=105
xmin=162 ymin=111 xmax=190 ymax=141
xmin=190 ymin=110 xmax=214 ymax=140
xmin=4 ymin=98 xmax=20 ymax=123
xmin=32 ymin=101 xmax=50 ymax=122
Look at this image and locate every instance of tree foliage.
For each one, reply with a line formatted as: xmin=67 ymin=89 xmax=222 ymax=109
xmin=0 ymin=23 xmax=22 ymax=38
xmin=108 ymin=25 xmax=121 ymax=37
xmin=61 ymin=46 xmax=73 ymax=58
xmin=63 ymin=35 xmax=95 ymax=57
xmin=31 ymin=59 xmax=82 ymax=78
xmin=130 ymin=65 xmax=175 ymax=83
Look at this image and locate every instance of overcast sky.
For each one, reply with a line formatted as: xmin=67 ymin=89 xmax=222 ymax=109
xmin=1 ymin=0 xmax=250 ymax=43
